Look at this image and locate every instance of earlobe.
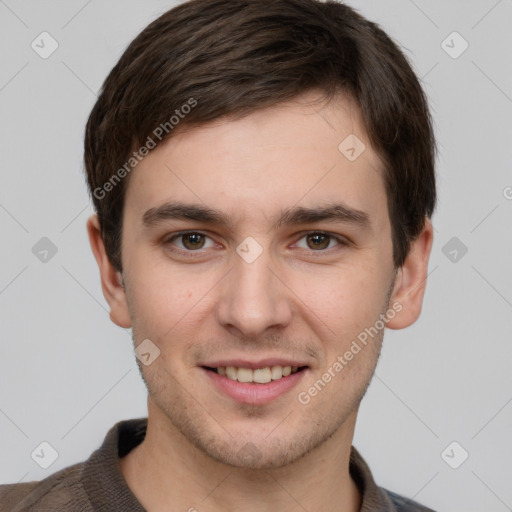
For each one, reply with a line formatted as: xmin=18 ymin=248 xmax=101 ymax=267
xmin=386 ymin=219 xmax=434 ymax=330
xmin=86 ymin=214 xmax=132 ymax=328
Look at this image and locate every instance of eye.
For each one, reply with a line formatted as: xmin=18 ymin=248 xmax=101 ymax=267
xmin=294 ymin=232 xmax=347 ymax=251
xmin=165 ymin=231 xmax=216 ymax=251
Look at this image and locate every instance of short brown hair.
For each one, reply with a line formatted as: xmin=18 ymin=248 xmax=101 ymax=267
xmin=84 ymin=0 xmax=436 ymax=271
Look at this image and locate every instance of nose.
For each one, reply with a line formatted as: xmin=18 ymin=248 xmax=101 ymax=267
xmin=215 ymin=247 xmax=293 ymax=339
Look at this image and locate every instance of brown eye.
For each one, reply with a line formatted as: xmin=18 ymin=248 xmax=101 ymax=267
xmin=165 ymin=232 xmax=215 ymax=252
xmin=294 ymin=232 xmax=347 ymax=253
xmin=306 ymin=233 xmax=331 ymax=250
xmin=181 ymin=233 xmax=206 ymax=250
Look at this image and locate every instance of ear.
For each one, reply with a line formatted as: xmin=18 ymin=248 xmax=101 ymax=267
xmin=86 ymin=214 xmax=132 ymax=328
xmin=386 ymin=219 xmax=434 ymax=330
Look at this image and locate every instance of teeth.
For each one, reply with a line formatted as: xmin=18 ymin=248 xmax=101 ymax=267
xmin=226 ymin=366 xmax=237 ymax=380
xmin=270 ymin=366 xmax=282 ymax=380
xmin=217 ymin=365 xmax=300 ymax=383
xmin=237 ymin=367 xmax=253 ymax=383
xmin=253 ymin=367 xmax=272 ymax=384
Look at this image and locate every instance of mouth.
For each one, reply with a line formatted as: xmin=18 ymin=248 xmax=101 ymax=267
xmin=200 ymin=363 xmax=309 ymax=405
xmin=201 ymin=365 xmax=307 ymax=384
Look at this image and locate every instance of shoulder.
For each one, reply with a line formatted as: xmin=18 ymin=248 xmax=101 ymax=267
xmin=0 ymin=462 xmax=92 ymax=512
xmin=383 ymin=487 xmax=437 ymax=512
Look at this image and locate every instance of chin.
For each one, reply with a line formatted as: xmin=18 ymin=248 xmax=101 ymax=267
xmin=199 ymin=433 xmax=315 ymax=470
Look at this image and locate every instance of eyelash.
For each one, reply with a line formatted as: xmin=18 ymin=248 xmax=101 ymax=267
xmin=163 ymin=231 xmax=349 ymax=257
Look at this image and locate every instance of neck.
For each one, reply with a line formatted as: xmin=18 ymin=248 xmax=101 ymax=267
xmin=120 ymin=398 xmax=361 ymax=512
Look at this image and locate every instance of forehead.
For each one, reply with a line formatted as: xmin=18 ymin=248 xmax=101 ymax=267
xmin=124 ymin=91 xmax=388 ymax=232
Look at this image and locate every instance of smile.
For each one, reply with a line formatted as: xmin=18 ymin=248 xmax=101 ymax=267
xmin=203 ymin=365 xmax=304 ymax=384
xmin=201 ymin=364 xmax=308 ymax=405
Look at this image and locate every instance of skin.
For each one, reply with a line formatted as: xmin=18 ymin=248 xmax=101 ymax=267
xmin=87 ymin=90 xmax=433 ymax=512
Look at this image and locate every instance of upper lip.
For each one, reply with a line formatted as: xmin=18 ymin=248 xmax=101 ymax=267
xmin=200 ymin=358 xmax=309 ymax=369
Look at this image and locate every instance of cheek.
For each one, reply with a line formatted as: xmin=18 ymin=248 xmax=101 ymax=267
xmin=125 ymin=261 xmax=207 ymax=338
xmin=295 ymin=261 xmax=390 ymax=344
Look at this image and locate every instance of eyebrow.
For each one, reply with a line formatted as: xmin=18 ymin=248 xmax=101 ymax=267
xmin=142 ymin=201 xmax=371 ymax=231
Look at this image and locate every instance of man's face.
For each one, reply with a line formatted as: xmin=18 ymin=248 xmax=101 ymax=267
xmin=116 ymin=92 xmax=398 ymax=468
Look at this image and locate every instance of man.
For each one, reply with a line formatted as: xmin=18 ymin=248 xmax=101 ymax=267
xmin=0 ymin=0 xmax=437 ymax=510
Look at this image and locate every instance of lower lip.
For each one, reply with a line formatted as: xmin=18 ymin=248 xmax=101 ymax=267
xmin=201 ymin=367 xmax=307 ymax=405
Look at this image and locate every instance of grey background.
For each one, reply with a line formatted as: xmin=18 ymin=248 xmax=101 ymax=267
xmin=1 ymin=1 xmax=511 ymax=511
